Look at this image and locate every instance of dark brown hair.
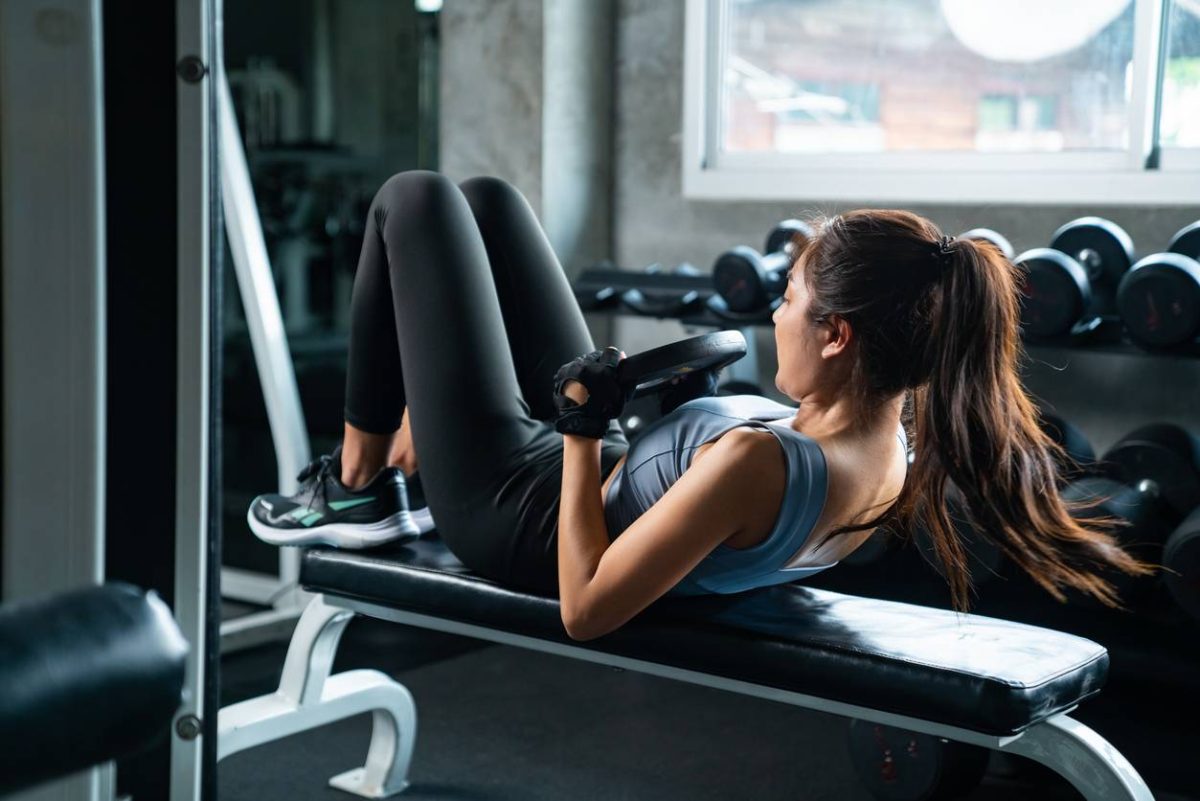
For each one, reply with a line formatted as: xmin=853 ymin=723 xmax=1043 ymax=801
xmin=797 ymin=209 xmax=1154 ymax=612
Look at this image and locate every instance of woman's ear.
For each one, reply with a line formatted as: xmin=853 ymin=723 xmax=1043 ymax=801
xmin=820 ymin=314 xmax=853 ymax=359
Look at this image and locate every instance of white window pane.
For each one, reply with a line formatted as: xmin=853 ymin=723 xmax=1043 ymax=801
xmin=722 ymin=0 xmax=1136 ymax=155
xmin=1162 ymin=0 xmax=1200 ymax=148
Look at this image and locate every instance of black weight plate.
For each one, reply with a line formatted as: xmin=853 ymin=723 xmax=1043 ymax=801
xmin=960 ymin=228 xmax=1015 ymax=260
xmin=1116 ymin=253 xmax=1200 ymax=348
xmin=1050 ymin=217 xmax=1134 ymax=308
xmin=1101 ymin=423 xmax=1200 ymax=520
xmin=764 ymin=218 xmax=814 ymax=257
xmin=618 ymin=331 xmax=747 ymax=397
xmin=1167 ymin=220 xmax=1200 ymax=260
xmin=846 ymin=720 xmax=988 ymax=801
xmin=1016 ymin=248 xmax=1091 ymax=338
xmin=1164 ymin=508 xmax=1200 ymax=622
xmin=713 ymin=246 xmax=770 ymax=314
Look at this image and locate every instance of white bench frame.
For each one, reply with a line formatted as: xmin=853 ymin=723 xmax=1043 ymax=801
xmin=218 ymin=594 xmax=1155 ymax=800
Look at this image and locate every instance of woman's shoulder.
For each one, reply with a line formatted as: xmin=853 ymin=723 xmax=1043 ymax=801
xmin=678 ymin=393 xmax=798 ymax=420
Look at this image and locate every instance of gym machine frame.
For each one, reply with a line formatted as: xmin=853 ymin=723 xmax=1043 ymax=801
xmin=217 ymin=69 xmax=314 ymax=649
xmin=172 ymin=0 xmax=213 ymax=796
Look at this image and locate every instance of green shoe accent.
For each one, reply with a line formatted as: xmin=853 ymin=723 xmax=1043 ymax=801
xmin=300 ymin=512 xmax=324 ymax=527
xmin=286 ymin=507 xmax=313 ymax=521
xmin=329 ymin=497 xmax=376 ymax=511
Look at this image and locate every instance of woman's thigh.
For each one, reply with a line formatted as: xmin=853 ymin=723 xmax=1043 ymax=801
xmin=353 ymin=171 xmax=628 ymax=590
xmin=362 ymin=171 xmax=551 ymax=575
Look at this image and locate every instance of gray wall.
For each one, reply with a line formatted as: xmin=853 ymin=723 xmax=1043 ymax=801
xmin=440 ymin=0 xmax=1200 ymax=452
xmin=440 ymin=0 xmax=613 ymax=277
xmin=441 ymin=0 xmax=545 ymax=208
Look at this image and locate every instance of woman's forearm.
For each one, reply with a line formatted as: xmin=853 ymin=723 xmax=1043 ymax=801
xmin=557 ymin=435 xmax=610 ymax=626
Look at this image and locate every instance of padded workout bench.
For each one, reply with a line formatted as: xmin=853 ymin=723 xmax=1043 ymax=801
xmin=218 ymin=536 xmax=1153 ymax=800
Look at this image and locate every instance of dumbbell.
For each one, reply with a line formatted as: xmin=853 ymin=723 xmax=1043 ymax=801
xmin=1163 ymin=506 xmax=1200 ymax=623
xmin=1116 ymin=220 xmax=1200 ymax=351
xmin=574 ymin=262 xmax=705 ymax=314
xmin=573 ymin=260 xmax=622 ymax=311
xmin=960 ymin=227 xmax=1015 ymax=260
xmin=1062 ymin=423 xmax=1200 ymax=607
xmin=846 ymin=719 xmax=989 ymax=801
xmin=620 ymin=262 xmax=708 ymax=317
xmin=711 ymin=219 xmax=814 ymax=314
xmin=1016 ymin=217 xmax=1134 ymax=340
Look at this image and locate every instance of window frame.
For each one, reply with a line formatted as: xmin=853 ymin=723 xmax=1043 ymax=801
xmin=682 ymin=0 xmax=1200 ymax=204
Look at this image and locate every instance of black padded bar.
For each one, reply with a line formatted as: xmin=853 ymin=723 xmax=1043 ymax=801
xmin=301 ymin=538 xmax=1107 ymax=737
xmin=0 ymin=582 xmax=189 ymax=795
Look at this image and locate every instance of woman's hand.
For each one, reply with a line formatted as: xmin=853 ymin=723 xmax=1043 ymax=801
xmin=563 ymin=379 xmax=590 ymax=406
xmin=553 ymin=347 xmax=628 ymax=439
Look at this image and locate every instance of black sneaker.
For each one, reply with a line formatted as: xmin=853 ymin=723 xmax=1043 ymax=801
xmin=246 ymin=446 xmax=420 ymax=548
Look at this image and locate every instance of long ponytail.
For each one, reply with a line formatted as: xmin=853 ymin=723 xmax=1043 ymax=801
xmin=799 ymin=211 xmax=1154 ymax=612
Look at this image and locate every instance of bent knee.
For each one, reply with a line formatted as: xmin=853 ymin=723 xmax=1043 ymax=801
xmin=373 ymin=169 xmax=462 ymax=213
xmin=458 ymin=175 xmax=526 ymax=213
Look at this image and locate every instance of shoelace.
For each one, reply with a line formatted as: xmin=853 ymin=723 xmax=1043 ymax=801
xmin=296 ymin=454 xmax=336 ymax=511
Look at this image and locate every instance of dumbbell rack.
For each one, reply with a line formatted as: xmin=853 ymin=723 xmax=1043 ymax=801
xmin=575 ymin=266 xmax=771 ymax=388
xmin=575 ymin=263 xmax=1200 ymax=364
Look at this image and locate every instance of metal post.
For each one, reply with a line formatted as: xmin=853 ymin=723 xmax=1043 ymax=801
xmin=171 ymin=0 xmax=213 ymax=797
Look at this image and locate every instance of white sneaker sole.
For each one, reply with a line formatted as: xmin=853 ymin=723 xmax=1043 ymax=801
xmin=247 ymin=507 xmax=421 ymax=549
xmin=410 ymin=506 xmax=436 ymax=534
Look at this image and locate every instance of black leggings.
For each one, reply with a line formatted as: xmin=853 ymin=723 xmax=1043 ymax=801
xmin=343 ymin=171 xmax=629 ymax=595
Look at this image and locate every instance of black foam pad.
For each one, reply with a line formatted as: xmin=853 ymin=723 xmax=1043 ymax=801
xmin=0 ymin=583 xmax=188 ymax=795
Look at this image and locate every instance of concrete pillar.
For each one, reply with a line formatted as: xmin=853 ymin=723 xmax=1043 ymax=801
xmin=440 ymin=0 xmax=615 ymax=276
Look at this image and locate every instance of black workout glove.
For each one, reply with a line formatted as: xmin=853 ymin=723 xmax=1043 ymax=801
xmin=553 ymin=347 xmax=631 ymax=439
xmin=658 ymin=368 xmax=720 ymax=417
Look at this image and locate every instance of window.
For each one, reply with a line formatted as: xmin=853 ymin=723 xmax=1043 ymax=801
xmin=1161 ymin=0 xmax=1200 ymax=164
xmin=682 ymin=0 xmax=1199 ymax=203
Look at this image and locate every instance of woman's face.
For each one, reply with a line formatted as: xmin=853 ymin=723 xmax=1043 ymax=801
xmin=771 ymin=259 xmax=835 ymax=401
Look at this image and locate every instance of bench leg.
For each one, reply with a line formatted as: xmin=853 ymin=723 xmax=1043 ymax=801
xmin=1001 ymin=713 xmax=1154 ymax=801
xmin=218 ymin=595 xmax=418 ymax=798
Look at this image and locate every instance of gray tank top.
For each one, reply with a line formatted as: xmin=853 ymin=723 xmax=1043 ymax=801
xmin=602 ymin=394 xmax=907 ymax=597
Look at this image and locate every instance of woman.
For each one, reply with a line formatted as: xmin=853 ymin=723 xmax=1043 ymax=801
xmin=249 ymin=170 xmax=1151 ymax=642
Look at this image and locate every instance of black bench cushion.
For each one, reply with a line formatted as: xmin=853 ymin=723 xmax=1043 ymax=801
xmin=301 ymin=537 xmax=1108 ymax=737
xmin=0 ymin=583 xmax=187 ymax=795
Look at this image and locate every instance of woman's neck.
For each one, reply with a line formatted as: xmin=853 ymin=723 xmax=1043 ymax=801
xmin=774 ymin=393 xmax=904 ymax=443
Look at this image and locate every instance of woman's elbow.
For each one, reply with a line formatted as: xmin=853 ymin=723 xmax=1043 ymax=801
xmin=561 ymin=606 xmax=609 ymax=642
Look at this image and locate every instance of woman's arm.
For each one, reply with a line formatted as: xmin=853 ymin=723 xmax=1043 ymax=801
xmin=557 ymin=435 xmax=613 ymax=632
xmin=557 ymin=426 xmax=780 ymax=641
